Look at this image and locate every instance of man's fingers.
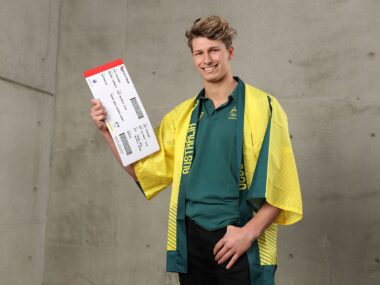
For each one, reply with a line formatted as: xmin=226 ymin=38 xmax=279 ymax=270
xmin=95 ymin=120 xmax=107 ymax=130
xmin=217 ymin=249 xmax=234 ymax=265
xmin=95 ymin=116 xmax=106 ymax=123
xmin=90 ymin=106 xmax=107 ymax=123
xmin=91 ymin=111 xmax=107 ymax=130
xmin=215 ymin=244 xmax=230 ymax=262
xmin=226 ymin=254 xmax=240 ymax=270
xmin=214 ymin=239 xmax=224 ymax=255
xmin=91 ymin=98 xmax=101 ymax=105
xmin=91 ymin=103 xmax=106 ymax=113
xmin=90 ymin=99 xmax=108 ymax=131
xmin=91 ymin=99 xmax=105 ymax=111
xmin=96 ymin=121 xmax=103 ymax=128
xmin=91 ymin=111 xmax=106 ymax=122
xmin=93 ymin=108 xmax=107 ymax=117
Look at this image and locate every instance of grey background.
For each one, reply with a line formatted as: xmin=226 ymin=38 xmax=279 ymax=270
xmin=0 ymin=0 xmax=379 ymax=284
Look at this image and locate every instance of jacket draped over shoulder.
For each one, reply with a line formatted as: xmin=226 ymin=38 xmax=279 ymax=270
xmin=133 ymin=83 xmax=302 ymax=276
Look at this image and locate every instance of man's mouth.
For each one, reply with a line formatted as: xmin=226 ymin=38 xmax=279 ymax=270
xmin=202 ymin=64 xmax=218 ymax=73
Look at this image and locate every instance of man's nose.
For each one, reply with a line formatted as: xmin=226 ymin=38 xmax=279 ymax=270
xmin=203 ymin=52 xmax=212 ymax=64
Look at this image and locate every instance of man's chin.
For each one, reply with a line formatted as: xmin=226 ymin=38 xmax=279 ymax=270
xmin=201 ymin=73 xmax=224 ymax=84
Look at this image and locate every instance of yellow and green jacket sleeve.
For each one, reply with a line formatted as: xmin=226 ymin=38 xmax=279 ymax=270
xmin=133 ymin=112 xmax=176 ymax=200
xmin=245 ymin=91 xmax=302 ymax=225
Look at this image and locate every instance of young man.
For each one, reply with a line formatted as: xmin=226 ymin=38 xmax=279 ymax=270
xmin=91 ymin=16 xmax=302 ymax=285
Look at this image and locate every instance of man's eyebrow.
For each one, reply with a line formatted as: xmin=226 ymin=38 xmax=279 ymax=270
xmin=193 ymin=46 xmax=220 ymax=53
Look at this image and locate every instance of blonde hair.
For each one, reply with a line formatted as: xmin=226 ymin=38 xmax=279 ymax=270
xmin=185 ymin=16 xmax=237 ymax=51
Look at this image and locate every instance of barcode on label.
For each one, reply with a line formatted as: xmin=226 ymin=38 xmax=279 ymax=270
xmin=119 ymin=133 xmax=132 ymax=155
xmin=130 ymin=97 xmax=144 ymax=119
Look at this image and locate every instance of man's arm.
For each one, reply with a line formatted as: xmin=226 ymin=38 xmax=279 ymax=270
xmin=90 ymin=99 xmax=137 ymax=180
xmin=213 ymin=202 xmax=281 ymax=269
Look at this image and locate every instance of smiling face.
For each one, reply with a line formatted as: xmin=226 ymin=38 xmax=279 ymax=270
xmin=191 ymin=37 xmax=234 ymax=84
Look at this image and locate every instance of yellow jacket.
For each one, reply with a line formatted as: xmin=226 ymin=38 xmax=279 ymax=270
xmin=134 ymin=82 xmax=302 ymax=277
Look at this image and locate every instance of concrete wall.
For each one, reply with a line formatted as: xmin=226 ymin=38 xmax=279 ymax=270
xmin=0 ymin=1 xmax=60 ymax=284
xmin=0 ymin=1 xmax=379 ymax=285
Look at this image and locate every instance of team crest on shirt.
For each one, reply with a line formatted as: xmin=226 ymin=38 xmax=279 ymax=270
xmin=228 ymin=106 xmax=237 ymax=120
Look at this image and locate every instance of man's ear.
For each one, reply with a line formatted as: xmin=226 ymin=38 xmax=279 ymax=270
xmin=228 ymin=46 xmax=235 ymax=60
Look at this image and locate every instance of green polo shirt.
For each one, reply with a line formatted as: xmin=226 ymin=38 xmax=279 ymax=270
xmin=185 ymin=78 xmax=244 ymax=231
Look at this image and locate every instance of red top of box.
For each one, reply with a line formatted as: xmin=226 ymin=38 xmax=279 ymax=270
xmin=83 ymin=58 xmax=124 ymax=78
